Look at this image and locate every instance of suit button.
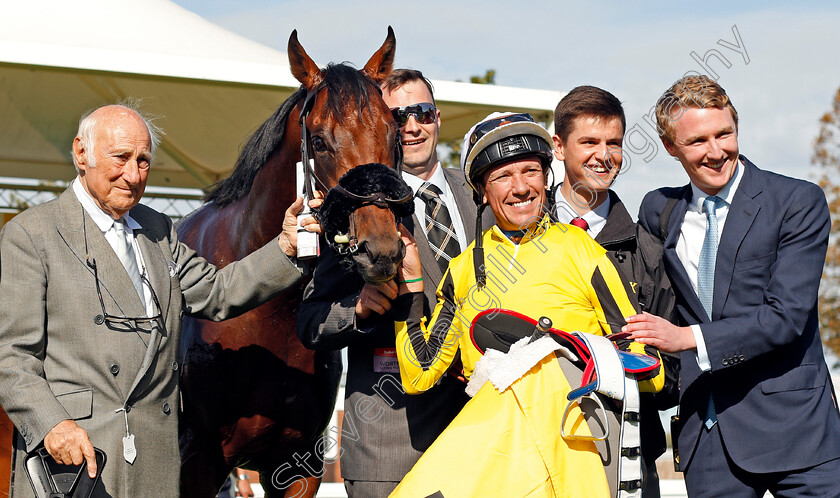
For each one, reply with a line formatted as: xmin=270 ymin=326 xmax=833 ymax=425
xmin=94 ymin=314 xmax=104 ymax=325
xmin=739 ymin=355 xmax=745 ymax=361
xmin=337 ymin=319 xmax=348 ymax=328
xmin=162 ymin=402 xmax=171 ymax=415
xmin=110 ymin=364 xmax=120 ymax=376
xmin=124 ymin=405 xmax=131 ymax=413
xmin=722 ymin=359 xmax=729 ymax=366
xmin=172 ymin=361 xmax=179 ymax=371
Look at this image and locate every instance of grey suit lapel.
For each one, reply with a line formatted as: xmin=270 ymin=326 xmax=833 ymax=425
xmin=714 ymin=161 xmax=761 ymax=319
xmin=125 ymin=208 xmax=174 ymax=401
xmin=133 ymin=216 xmax=172 ymax=318
xmin=55 ymin=189 xmax=146 ymax=317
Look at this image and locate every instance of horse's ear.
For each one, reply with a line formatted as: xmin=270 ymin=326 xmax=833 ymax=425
xmin=288 ymin=29 xmax=323 ymax=89
xmin=361 ymin=26 xmax=396 ymax=84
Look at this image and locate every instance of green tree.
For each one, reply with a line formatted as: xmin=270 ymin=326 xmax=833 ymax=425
xmin=470 ymin=69 xmax=496 ymax=85
xmin=814 ymin=86 xmax=840 ymax=361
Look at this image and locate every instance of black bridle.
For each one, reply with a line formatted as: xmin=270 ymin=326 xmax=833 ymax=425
xmin=297 ymin=82 xmax=404 ymax=201
xmin=297 ymin=82 xmax=410 ymax=261
xmin=318 ymin=163 xmax=414 ymax=262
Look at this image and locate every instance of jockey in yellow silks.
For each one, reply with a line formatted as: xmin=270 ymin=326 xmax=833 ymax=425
xmin=388 ymin=113 xmax=664 ymax=497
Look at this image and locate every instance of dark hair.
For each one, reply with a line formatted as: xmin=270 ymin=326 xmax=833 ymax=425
xmin=381 ymin=69 xmax=436 ymax=104
xmin=553 ymin=85 xmax=626 ymax=142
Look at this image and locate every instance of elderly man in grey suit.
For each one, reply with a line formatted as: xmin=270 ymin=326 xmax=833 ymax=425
xmin=0 ymin=103 xmax=319 ymax=497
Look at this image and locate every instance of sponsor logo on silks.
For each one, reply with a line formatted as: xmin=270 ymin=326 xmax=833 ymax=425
xmin=373 ymin=347 xmax=399 ymax=373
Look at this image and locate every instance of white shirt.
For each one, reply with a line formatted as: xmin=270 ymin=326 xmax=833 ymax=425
xmin=552 ymin=185 xmax=611 ymax=239
xmin=402 ymin=162 xmax=468 ymax=252
xmin=73 ymin=178 xmax=154 ymax=316
xmin=676 ymin=161 xmax=744 ymax=370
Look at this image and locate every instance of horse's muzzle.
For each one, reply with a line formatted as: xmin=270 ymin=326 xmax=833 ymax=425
xmin=353 ymin=238 xmax=406 ymax=284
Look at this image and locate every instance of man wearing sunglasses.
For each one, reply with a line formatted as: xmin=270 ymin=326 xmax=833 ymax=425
xmin=0 ymin=103 xmax=320 ymax=497
xmin=298 ymin=69 xmax=488 ymax=497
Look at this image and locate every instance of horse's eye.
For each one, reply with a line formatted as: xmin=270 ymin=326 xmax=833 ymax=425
xmin=311 ymin=136 xmax=328 ymax=153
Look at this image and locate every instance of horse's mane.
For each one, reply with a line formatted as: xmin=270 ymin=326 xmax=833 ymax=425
xmin=205 ymin=63 xmax=379 ymax=207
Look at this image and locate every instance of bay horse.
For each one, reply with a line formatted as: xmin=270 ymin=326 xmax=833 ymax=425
xmin=177 ymin=28 xmax=403 ymax=497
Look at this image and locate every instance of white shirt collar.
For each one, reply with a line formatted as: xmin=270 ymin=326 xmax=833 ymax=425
xmin=72 ymin=177 xmax=142 ymax=232
xmin=552 ymin=185 xmax=611 ymax=237
xmin=401 ymin=162 xmax=448 ymax=196
xmin=688 ymin=159 xmax=743 ymax=212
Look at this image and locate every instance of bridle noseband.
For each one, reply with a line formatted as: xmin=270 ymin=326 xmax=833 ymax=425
xmin=297 ymin=82 xmax=404 ymax=201
xmin=297 ymin=82 xmax=409 ymax=264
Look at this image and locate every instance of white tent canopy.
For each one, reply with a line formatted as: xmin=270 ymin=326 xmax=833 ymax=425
xmin=0 ymin=0 xmax=562 ymax=189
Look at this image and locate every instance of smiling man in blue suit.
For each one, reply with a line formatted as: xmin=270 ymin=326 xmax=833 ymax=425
xmin=622 ymin=75 xmax=840 ymax=497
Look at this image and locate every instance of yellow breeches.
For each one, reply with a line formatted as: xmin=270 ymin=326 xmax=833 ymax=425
xmin=391 ymin=354 xmax=611 ymax=497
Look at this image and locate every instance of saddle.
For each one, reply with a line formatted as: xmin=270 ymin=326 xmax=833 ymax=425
xmin=469 ymin=309 xmax=659 ymax=498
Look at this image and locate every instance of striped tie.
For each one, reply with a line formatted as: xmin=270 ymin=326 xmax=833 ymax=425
xmin=417 ymin=183 xmax=461 ymax=275
xmin=698 ymin=195 xmax=721 ymax=429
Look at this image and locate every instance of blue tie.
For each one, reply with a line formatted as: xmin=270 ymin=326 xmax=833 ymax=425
xmin=698 ymin=195 xmax=721 ymax=429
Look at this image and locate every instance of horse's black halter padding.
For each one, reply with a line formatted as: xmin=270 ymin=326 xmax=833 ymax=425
xmin=319 ymin=163 xmax=414 ymax=259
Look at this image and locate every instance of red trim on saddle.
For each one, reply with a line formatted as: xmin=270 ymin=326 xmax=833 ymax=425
xmin=469 ymin=308 xmax=591 ymax=361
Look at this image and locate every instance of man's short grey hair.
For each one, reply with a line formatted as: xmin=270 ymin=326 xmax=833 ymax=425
xmin=72 ymin=99 xmax=163 ymax=172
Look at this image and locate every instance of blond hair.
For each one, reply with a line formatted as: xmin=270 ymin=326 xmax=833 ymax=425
xmin=655 ymin=75 xmax=738 ymax=144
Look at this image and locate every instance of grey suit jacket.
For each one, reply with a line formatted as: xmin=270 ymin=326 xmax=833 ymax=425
xmin=0 ymin=187 xmax=305 ymax=497
xmin=298 ymin=167 xmax=493 ymax=482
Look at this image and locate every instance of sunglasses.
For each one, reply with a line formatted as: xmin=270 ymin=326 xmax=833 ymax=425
xmin=468 ymin=113 xmax=537 ymax=147
xmin=390 ymin=103 xmax=437 ymax=127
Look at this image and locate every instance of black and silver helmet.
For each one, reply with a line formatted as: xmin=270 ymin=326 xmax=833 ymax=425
xmin=459 ymin=112 xmax=554 ymax=288
xmin=460 ymin=112 xmax=553 ymax=203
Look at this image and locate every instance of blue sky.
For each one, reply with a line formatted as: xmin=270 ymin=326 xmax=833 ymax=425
xmin=172 ymin=0 xmax=840 ymax=215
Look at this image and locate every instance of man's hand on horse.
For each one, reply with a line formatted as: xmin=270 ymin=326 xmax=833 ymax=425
xmin=278 ymin=192 xmax=324 ymax=257
xmin=396 ymin=224 xmax=424 ymax=295
xmin=355 ymin=280 xmax=399 ymax=319
xmin=44 ymin=419 xmax=98 ymax=478
xmin=622 ymin=312 xmax=696 ymax=353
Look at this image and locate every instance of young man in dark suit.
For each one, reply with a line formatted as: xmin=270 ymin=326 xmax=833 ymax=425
xmin=624 ymin=75 xmax=840 ymax=497
xmin=297 ymin=69 xmax=486 ymax=497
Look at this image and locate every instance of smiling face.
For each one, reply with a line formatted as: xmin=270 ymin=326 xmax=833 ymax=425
xmin=481 ymin=157 xmax=547 ymax=231
xmin=664 ymin=106 xmax=739 ymax=195
xmin=382 ymin=79 xmax=440 ymax=180
xmin=555 ymin=115 xmax=624 ymax=213
xmin=73 ymin=106 xmax=152 ymax=219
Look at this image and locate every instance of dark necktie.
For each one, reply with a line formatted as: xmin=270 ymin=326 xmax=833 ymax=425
xmin=570 ymin=217 xmax=589 ymax=231
xmin=417 ymin=183 xmax=461 ymax=274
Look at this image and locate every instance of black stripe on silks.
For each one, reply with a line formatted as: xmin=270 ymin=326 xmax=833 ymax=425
xmin=604 ymin=251 xmax=642 ymax=313
xmin=591 ymin=266 xmax=625 ymax=335
xmin=406 ymin=271 xmax=458 ymax=370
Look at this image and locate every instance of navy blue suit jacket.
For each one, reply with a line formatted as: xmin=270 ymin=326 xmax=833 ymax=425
xmin=638 ymin=157 xmax=840 ymax=474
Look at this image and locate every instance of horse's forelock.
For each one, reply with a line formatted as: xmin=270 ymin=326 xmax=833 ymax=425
xmin=320 ymin=63 xmax=380 ymax=124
